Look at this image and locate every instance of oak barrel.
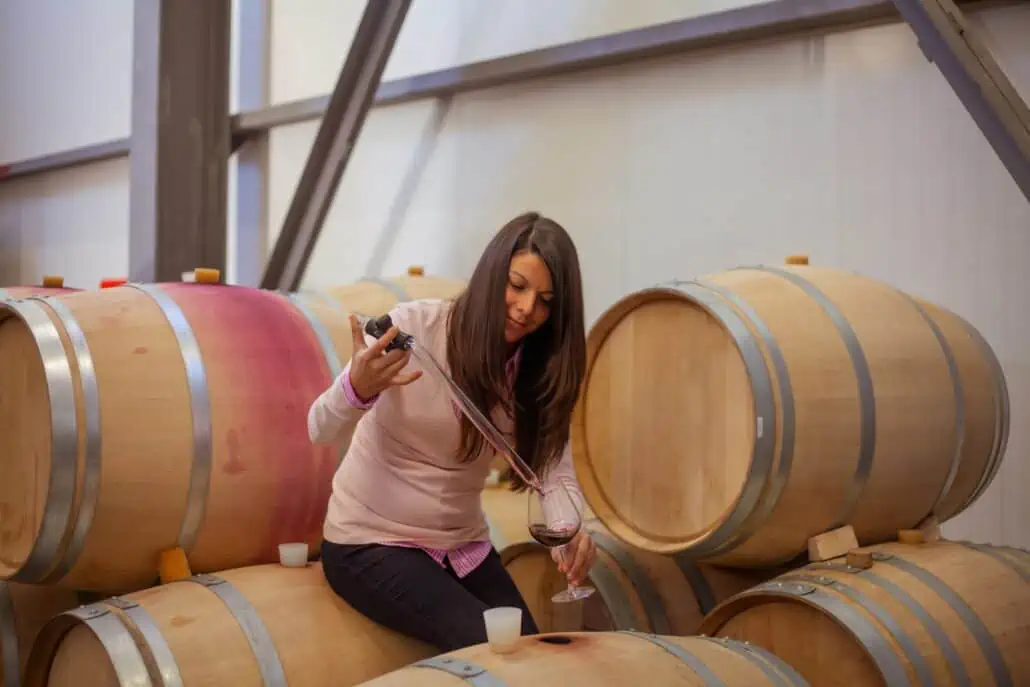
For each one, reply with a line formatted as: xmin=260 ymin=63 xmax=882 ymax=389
xmin=0 ymin=582 xmax=84 ymax=687
xmin=296 ymin=266 xmax=466 ymax=317
xmin=0 ymin=283 xmax=353 ymax=592
xmin=356 ymin=631 xmax=810 ymax=686
xmin=571 ymin=265 xmax=1009 ymax=565
xmin=24 ymin=563 xmax=436 ymax=687
xmin=699 ymin=539 xmax=1030 ymax=687
xmin=481 ymin=489 xmax=774 ymax=635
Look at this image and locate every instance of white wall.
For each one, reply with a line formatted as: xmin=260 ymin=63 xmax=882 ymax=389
xmin=0 ymin=158 xmax=130 ymax=286
xmin=0 ymin=0 xmax=133 ymax=288
xmin=0 ymin=0 xmax=1026 ymax=546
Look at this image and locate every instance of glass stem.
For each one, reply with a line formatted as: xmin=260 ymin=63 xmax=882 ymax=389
xmin=557 ymin=545 xmax=576 ymax=589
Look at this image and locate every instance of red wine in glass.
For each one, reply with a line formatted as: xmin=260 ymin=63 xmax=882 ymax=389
xmin=528 ymin=524 xmax=578 ymax=548
xmin=527 ymin=482 xmax=596 ymax=603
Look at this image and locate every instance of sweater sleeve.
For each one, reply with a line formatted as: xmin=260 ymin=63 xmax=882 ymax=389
xmin=307 ymin=362 xmax=373 ymax=445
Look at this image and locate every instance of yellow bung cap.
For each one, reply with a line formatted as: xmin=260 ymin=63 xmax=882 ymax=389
xmin=194 ymin=267 xmax=221 ymax=284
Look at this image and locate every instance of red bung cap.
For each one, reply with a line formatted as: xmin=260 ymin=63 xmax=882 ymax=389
xmin=99 ymin=277 xmax=128 ymax=289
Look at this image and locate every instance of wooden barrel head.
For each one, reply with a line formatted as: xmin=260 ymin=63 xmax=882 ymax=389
xmin=0 ymin=301 xmax=59 ymax=579
xmin=573 ymin=287 xmax=756 ymax=552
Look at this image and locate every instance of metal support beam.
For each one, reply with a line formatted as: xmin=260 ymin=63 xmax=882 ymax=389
xmin=892 ymin=0 xmax=1030 ymax=202
xmin=260 ymin=0 xmax=412 ymax=292
xmin=129 ymin=0 xmax=232 ymax=282
xmin=230 ymin=0 xmax=271 ymax=286
xmin=0 ymin=139 xmax=129 ymax=181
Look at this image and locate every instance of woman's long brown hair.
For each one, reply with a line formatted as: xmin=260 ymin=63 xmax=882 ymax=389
xmin=446 ymin=212 xmax=586 ymax=491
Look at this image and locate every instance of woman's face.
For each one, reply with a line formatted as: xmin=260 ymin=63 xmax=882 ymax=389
xmin=504 ymin=251 xmax=553 ymax=344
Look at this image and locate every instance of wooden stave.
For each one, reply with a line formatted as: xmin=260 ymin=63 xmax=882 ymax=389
xmin=23 ymin=563 xmax=436 ymax=687
xmin=698 ymin=539 xmax=1030 ymax=687
xmin=356 ymin=631 xmax=810 ymax=686
xmin=0 ymin=284 xmax=351 ymax=592
xmin=570 ymin=265 xmax=1008 ymax=565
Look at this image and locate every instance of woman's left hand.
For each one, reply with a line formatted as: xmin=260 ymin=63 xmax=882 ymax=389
xmin=551 ymin=529 xmax=597 ymax=586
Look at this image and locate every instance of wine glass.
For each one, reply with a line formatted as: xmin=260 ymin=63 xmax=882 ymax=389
xmin=527 ymin=481 xmax=596 ymax=603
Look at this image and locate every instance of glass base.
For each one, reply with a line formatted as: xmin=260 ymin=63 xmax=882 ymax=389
xmin=552 ymin=585 xmax=596 ymax=603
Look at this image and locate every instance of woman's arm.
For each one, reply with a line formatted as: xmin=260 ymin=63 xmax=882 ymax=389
xmin=307 ymin=361 xmax=377 ymax=445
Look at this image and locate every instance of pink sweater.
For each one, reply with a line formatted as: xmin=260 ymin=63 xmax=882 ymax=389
xmin=307 ymin=299 xmax=584 ymax=564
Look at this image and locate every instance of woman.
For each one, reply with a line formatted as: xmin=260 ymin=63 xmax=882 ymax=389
xmin=307 ymin=212 xmax=597 ymax=652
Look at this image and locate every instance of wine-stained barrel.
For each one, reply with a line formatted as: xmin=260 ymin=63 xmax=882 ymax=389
xmin=296 ymin=266 xmax=466 ymax=317
xmin=356 ymin=631 xmax=810 ymax=686
xmin=699 ymin=539 xmax=1030 ymax=686
xmin=571 ymin=264 xmax=1008 ymax=565
xmin=0 ymin=283 xmax=352 ymax=592
xmin=24 ymin=563 xmax=436 ymax=687
xmin=481 ymin=488 xmax=775 ymax=635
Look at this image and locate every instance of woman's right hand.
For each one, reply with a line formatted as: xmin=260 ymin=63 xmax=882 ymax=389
xmin=347 ymin=314 xmax=423 ymax=400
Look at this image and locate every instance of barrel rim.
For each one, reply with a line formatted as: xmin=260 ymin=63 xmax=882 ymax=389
xmin=28 ymin=296 xmax=105 ymax=586
xmin=697 ymin=573 xmax=912 ymax=686
xmin=950 ymin=312 xmax=1010 ymax=517
xmin=689 ymin=274 xmax=798 ymax=558
xmin=570 ymin=284 xmax=776 ymax=555
xmin=0 ymin=299 xmax=78 ymax=584
xmin=22 ymin=600 xmax=156 ymax=687
xmin=899 ymin=296 xmax=966 ymax=519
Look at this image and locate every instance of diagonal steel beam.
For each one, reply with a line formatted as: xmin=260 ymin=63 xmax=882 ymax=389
xmin=892 ymin=0 xmax=1030 ymax=203
xmin=259 ymin=0 xmax=412 ymax=291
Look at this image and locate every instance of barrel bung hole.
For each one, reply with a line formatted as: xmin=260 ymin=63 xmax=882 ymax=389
xmin=538 ymin=636 xmax=573 ymax=645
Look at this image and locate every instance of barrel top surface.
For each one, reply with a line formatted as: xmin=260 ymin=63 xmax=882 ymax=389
xmin=575 ymin=287 xmax=756 ymax=549
xmin=360 ymin=631 xmax=808 ymax=685
xmin=0 ymin=301 xmax=53 ymax=578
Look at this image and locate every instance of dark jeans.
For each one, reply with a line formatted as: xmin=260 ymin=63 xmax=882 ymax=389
xmin=320 ymin=541 xmax=539 ymax=652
